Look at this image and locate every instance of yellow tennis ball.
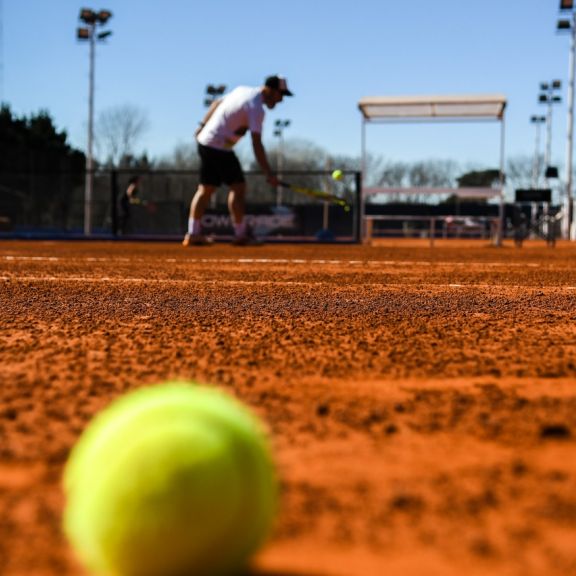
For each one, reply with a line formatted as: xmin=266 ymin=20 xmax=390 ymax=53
xmin=63 ymin=382 xmax=277 ymax=576
xmin=331 ymin=169 xmax=343 ymax=181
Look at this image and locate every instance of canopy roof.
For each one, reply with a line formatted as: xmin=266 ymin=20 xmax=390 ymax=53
xmin=358 ymin=94 xmax=507 ymax=121
xmin=363 ymin=187 xmax=503 ymax=198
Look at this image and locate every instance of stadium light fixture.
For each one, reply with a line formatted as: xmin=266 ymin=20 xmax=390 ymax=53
xmin=538 ymin=80 xmax=563 ymax=176
xmin=79 ymin=8 xmax=111 ymax=24
xmin=557 ymin=7 xmax=576 ymax=239
xmin=274 ymin=119 xmax=291 ymax=206
xmin=530 ymin=115 xmax=546 ymax=189
xmin=97 ymin=10 xmax=112 ymax=23
xmin=79 ymin=8 xmax=97 ymax=24
xmin=76 ymin=7 xmax=113 ymax=236
xmin=204 ymin=84 xmax=226 ymax=108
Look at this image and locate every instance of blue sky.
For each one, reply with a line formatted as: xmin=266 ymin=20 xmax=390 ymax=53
xmin=2 ymin=0 xmax=572 ymax=171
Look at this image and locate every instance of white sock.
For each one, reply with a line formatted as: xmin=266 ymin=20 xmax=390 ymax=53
xmin=188 ymin=219 xmax=202 ymax=235
xmin=234 ymin=222 xmax=246 ymax=237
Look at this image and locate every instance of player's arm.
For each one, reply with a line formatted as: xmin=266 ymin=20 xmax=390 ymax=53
xmin=251 ymin=132 xmax=279 ymax=187
xmin=127 ymin=183 xmax=141 ymax=204
xmin=195 ymin=99 xmax=222 ymax=138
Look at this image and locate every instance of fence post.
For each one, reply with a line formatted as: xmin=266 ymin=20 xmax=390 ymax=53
xmin=354 ymin=171 xmax=362 ymax=243
xmin=110 ymin=170 xmax=118 ymax=236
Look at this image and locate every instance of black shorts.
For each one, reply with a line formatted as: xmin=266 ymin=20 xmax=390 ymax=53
xmin=198 ymin=143 xmax=245 ymax=187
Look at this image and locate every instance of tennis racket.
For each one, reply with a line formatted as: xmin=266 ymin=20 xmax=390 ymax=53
xmin=279 ymin=182 xmax=351 ymax=212
xmin=129 ymin=198 xmax=158 ymax=213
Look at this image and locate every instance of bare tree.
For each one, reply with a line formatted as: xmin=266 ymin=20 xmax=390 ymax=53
xmin=505 ymin=155 xmax=537 ymax=191
xmin=376 ymin=160 xmax=409 ymax=188
xmin=263 ymin=137 xmax=329 ymax=173
xmin=96 ymin=104 xmax=149 ymax=167
xmin=407 ymin=159 xmax=460 ymax=188
xmin=371 ymin=158 xmax=461 ymax=203
xmin=156 ymin=142 xmax=200 ymax=170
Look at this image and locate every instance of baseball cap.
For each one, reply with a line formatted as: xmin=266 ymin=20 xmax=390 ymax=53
xmin=265 ymin=75 xmax=294 ymax=96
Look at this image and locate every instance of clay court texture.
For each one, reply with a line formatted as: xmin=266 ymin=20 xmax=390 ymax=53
xmin=1 ymin=238 xmax=576 ymax=576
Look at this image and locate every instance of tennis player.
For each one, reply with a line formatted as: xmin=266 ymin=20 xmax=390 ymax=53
xmin=118 ymin=176 xmax=140 ymax=235
xmin=183 ymin=75 xmax=293 ymax=246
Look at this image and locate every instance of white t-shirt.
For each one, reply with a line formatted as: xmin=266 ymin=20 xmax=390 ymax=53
xmin=197 ymin=86 xmax=265 ymax=151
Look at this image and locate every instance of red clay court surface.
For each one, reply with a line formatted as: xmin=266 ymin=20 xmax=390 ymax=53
xmin=1 ymin=238 xmax=576 ymax=576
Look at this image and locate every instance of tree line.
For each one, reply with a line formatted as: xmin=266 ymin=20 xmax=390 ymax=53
xmin=0 ymin=105 xmax=85 ymax=228
xmin=0 ymin=103 xmax=554 ymax=207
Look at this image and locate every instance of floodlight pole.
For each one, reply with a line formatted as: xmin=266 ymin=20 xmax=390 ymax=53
xmin=274 ymin=119 xmax=290 ymax=206
xmin=360 ymin=116 xmax=367 ymax=243
xmin=497 ymin=110 xmax=506 ymax=248
xmin=538 ymin=81 xmax=562 ymax=175
xmin=562 ymin=15 xmax=576 ymax=239
xmin=546 ymin=102 xmax=553 ymax=171
xmin=530 ymin=116 xmax=546 ymax=188
xmin=0 ymin=0 xmax=4 ymax=103
xmin=203 ymin=84 xmax=226 ymax=209
xmin=558 ymin=7 xmax=576 ymax=239
xmin=85 ymin=29 xmax=96 ymax=236
xmin=77 ymin=8 xmax=112 ymax=236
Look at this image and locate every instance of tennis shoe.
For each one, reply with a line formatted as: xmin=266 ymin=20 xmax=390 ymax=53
xmin=232 ymin=229 xmax=263 ymax=246
xmin=182 ymin=233 xmax=214 ymax=247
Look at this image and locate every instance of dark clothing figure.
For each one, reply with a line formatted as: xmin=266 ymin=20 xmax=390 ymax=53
xmin=118 ymin=176 xmax=139 ymax=235
xmin=511 ymin=205 xmax=527 ymax=248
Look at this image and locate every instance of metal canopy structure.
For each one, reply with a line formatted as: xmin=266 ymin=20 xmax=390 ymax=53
xmin=358 ymin=93 xmax=508 ymax=245
xmin=358 ymin=94 xmax=507 ymax=121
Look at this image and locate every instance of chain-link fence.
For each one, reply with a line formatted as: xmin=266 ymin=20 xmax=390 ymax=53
xmin=0 ymin=169 xmax=361 ymax=241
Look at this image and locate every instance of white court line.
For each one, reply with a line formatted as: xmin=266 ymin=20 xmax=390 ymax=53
xmin=1 ymin=276 xmax=575 ymax=291
xmin=195 ymin=259 xmax=543 ymax=267
xmin=0 ymin=255 xmax=545 ymax=267
xmin=2 ymin=256 xmax=60 ymax=261
xmin=0 ymin=276 xmax=332 ymax=287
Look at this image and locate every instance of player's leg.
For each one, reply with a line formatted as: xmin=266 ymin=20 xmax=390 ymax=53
xmin=183 ymin=144 xmax=219 ymax=247
xmin=228 ymin=182 xmax=248 ymax=239
xmin=183 ymin=185 xmax=216 ymax=246
xmin=191 ymin=184 xmax=215 ymax=221
xmin=221 ymin=152 xmax=260 ymax=245
xmin=118 ymin=197 xmax=130 ymax=235
xmin=228 ymin=183 xmax=261 ymax=245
